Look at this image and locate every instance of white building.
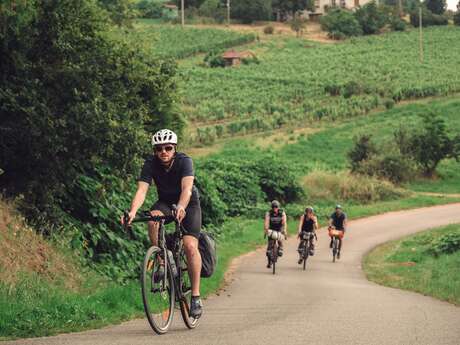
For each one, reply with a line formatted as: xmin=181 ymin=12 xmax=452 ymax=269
xmin=310 ymin=0 xmax=374 ymax=16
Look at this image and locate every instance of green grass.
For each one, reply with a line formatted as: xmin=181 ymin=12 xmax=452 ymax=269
xmin=131 ymin=19 xmax=256 ymax=59
xmin=0 ymin=218 xmax=265 ymax=340
xmin=363 ymin=223 xmax=460 ymax=305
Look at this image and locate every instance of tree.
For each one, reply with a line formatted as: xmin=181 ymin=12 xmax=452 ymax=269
xmin=348 ymin=135 xmax=377 ymax=172
xmin=424 ymin=0 xmax=446 ymax=14
xmin=290 ymin=13 xmax=308 ymax=37
xmin=354 ymin=1 xmax=388 ymax=35
xmin=406 ymin=114 xmax=460 ymax=176
xmin=0 ymin=0 xmax=181 ymax=227
xmin=320 ymin=8 xmax=362 ymax=39
xmin=231 ymin=0 xmax=272 ymax=23
xmin=98 ymin=0 xmax=138 ymax=27
xmin=273 ymin=0 xmax=315 ymax=19
xmin=454 ymin=0 xmax=460 ymax=25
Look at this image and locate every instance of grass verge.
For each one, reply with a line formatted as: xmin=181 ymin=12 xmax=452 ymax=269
xmin=363 ymin=223 xmax=460 ymax=305
xmin=0 ymin=218 xmax=265 ymax=340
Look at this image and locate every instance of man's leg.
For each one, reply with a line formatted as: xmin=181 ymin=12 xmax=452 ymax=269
xmin=147 ymin=210 xmax=164 ymax=246
xmin=266 ymin=240 xmax=272 ymax=268
xmin=183 ymin=235 xmax=202 ymax=296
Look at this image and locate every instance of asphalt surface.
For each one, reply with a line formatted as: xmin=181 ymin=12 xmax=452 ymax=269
xmin=5 ymin=203 xmax=460 ymax=345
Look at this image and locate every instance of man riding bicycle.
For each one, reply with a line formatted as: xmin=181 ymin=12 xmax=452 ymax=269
xmin=122 ymin=129 xmax=203 ymax=319
xmin=297 ymin=206 xmax=318 ymax=264
xmin=264 ymin=200 xmax=287 ymax=269
xmin=328 ymin=204 xmax=347 ymax=260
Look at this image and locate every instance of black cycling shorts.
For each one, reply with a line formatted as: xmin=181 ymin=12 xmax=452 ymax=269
xmin=151 ymin=200 xmax=202 ymax=240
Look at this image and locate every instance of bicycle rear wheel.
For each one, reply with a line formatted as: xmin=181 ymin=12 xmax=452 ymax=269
xmin=141 ymin=246 xmax=175 ymax=334
xmin=178 ymin=249 xmax=199 ymax=329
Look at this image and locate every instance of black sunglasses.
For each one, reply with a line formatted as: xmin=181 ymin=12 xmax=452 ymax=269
xmin=154 ymin=145 xmax=175 ymax=153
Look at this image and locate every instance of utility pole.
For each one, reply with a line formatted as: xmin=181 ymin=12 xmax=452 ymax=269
xmin=181 ymin=0 xmax=185 ymax=27
xmin=398 ymin=0 xmax=403 ymax=17
xmin=419 ymin=6 xmax=423 ymax=63
xmin=227 ymin=0 xmax=231 ymax=27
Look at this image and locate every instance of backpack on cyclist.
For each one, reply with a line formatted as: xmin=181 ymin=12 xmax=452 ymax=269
xmin=198 ymin=232 xmax=217 ymax=278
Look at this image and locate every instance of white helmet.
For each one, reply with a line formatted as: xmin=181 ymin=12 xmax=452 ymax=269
xmin=151 ymin=129 xmax=178 ymax=146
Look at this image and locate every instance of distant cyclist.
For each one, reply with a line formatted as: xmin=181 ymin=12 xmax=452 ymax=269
xmin=264 ymin=200 xmax=287 ymax=269
xmin=122 ymin=129 xmax=203 ymax=319
xmin=328 ymin=204 xmax=347 ymax=260
xmin=297 ymin=206 xmax=318 ymax=264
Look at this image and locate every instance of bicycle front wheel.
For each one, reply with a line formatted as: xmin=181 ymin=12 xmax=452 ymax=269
xmin=141 ymin=246 xmax=175 ymax=334
xmin=177 ymin=249 xmax=199 ymax=329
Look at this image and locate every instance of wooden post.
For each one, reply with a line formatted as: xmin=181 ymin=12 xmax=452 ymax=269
xmin=419 ymin=6 xmax=423 ymax=63
xmin=227 ymin=0 xmax=230 ymax=27
xmin=181 ymin=0 xmax=185 ymax=27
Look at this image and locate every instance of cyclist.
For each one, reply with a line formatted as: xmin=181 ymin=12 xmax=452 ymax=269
xmin=328 ymin=204 xmax=347 ymax=260
xmin=264 ymin=200 xmax=287 ymax=269
xmin=122 ymin=129 xmax=203 ymax=319
xmin=297 ymin=206 xmax=318 ymax=264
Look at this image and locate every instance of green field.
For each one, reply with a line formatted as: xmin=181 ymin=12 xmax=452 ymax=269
xmin=178 ymin=27 xmax=460 ymax=144
xmin=364 ymin=223 xmax=460 ymax=305
xmin=129 ymin=19 xmax=256 ymax=59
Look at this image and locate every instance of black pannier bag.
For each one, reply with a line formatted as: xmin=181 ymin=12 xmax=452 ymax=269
xmin=198 ymin=232 xmax=217 ymax=278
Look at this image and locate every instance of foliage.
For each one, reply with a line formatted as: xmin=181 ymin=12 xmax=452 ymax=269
xmin=348 ymin=135 xmax=378 ymax=173
xmin=410 ymin=6 xmax=448 ymax=26
xmin=454 ymin=1 xmax=460 ymax=25
xmin=204 ymin=50 xmax=226 ymax=67
xmin=272 ymin=0 xmax=315 ymax=19
xmin=133 ymin=20 xmax=256 ymax=59
xmin=290 ymin=14 xmax=308 ymax=37
xmin=320 ymin=8 xmax=363 ymax=39
xmin=401 ymin=113 xmax=460 ymax=176
xmin=390 ymin=16 xmax=407 ymax=31
xmin=354 ymin=1 xmax=389 ymax=35
xmin=231 ymin=0 xmax=272 ymax=23
xmin=264 ymin=25 xmax=275 ymax=34
xmin=98 ymin=0 xmax=137 ymax=27
xmin=424 ymin=0 xmax=446 ymax=15
xmin=0 ymin=0 xmax=180 ymax=229
xmin=136 ymin=0 xmax=166 ymax=19
xmin=428 ymin=230 xmax=460 ymax=256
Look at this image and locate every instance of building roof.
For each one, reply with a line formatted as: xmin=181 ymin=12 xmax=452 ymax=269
xmin=222 ymin=50 xmax=242 ymax=59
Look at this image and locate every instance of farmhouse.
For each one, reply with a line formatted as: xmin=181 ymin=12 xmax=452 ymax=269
xmin=310 ymin=0 xmax=374 ymax=15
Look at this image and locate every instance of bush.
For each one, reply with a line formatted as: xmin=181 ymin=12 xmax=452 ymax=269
xmin=390 ymin=17 xmax=407 ymax=31
xmin=204 ymin=50 xmax=226 ymax=67
xmin=428 ymin=231 xmax=460 ymax=256
xmin=348 ymin=134 xmax=378 ymax=172
xmin=343 ymin=81 xmax=363 ymax=98
xmin=325 ymin=83 xmax=342 ymax=96
xmin=354 ymin=1 xmax=388 ymax=35
xmin=0 ymin=0 xmax=181 ymax=229
xmin=410 ymin=7 xmax=448 ymax=27
xmin=303 ymin=170 xmax=407 ymax=204
xmin=320 ymin=8 xmax=363 ymax=39
xmin=264 ymin=25 xmax=275 ymax=34
xmin=136 ymin=0 xmax=164 ymax=18
xmin=231 ymin=0 xmax=272 ymax=24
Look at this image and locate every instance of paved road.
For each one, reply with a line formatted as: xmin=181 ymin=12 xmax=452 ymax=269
xmin=6 ymin=203 xmax=460 ymax=345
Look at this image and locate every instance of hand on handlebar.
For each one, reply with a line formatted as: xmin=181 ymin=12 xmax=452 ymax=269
xmin=174 ymin=204 xmax=186 ymax=223
xmin=121 ymin=210 xmax=136 ymax=226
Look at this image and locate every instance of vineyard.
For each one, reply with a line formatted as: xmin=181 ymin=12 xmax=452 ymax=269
xmin=132 ymin=19 xmax=256 ymax=59
xmin=177 ymin=27 xmax=460 ymax=144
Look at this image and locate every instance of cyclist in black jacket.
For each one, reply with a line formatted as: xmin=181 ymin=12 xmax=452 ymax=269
xmin=297 ymin=206 xmax=318 ymax=264
xmin=264 ymin=200 xmax=287 ymax=268
xmin=122 ymin=129 xmax=203 ymax=319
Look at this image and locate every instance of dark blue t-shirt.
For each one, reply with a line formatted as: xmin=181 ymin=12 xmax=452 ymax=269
xmin=330 ymin=212 xmax=347 ymax=230
xmin=138 ymin=152 xmax=199 ymax=204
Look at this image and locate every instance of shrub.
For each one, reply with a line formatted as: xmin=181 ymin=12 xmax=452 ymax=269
xmin=204 ymin=50 xmax=226 ymax=67
xmin=410 ymin=7 xmax=448 ymax=27
xmin=425 ymin=0 xmax=447 ymax=15
xmin=343 ymin=81 xmax=363 ymax=98
xmin=231 ymin=0 xmax=272 ymax=24
xmin=303 ymin=170 xmax=407 ymax=204
xmin=320 ymin=8 xmax=363 ymax=39
xmin=325 ymin=83 xmax=342 ymax=96
xmin=348 ymin=134 xmax=378 ymax=172
xmin=264 ymin=25 xmax=275 ymax=34
xmin=390 ymin=17 xmax=407 ymax=31
xmin=428 ymin=231 xmax=460 ymax=256
xmin=354 ymin=1 xmax=388 ymax=35
xmin=383 ymin=98 xmax=395 ymax=109
xmin=136 ymin=0 xmax=164 ymax=19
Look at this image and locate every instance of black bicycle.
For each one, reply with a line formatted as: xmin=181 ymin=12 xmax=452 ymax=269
xmin=123 ymin=208 xmax=198 ymax=335
xmin=266 ymin=230 xmax=284 ymax=275
xmin=329 ymin=228 xmax=341 ymax=263
xmin=298 ymin=232 xmax=316 ymax=270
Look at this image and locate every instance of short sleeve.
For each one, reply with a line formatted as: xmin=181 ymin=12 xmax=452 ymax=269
xmin=181 ymin=157 xmax=194 ymax=178
xmin=138 ymin=158 xmax=154 ymax=185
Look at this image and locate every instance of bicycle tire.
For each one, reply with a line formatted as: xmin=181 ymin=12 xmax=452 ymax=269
xmin=332 ymin=238 xmax=337 ymax=263
xmin=141 ymin=246 xmax=175 ymax=334
xmin=178 ymin=249 xmax=199 ymax=329
xmin=272 ymin=242 xmax=277 ymax=275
